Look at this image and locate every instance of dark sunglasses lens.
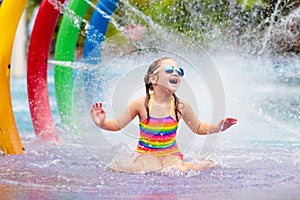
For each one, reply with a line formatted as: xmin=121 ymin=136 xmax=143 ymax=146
xmin=177 ymin=68 xmax=184 ymax=77
xmin=164 ymin=66 xmax=174 ymax=74
xmin=164 ymin=66 xmax=184 ymax=77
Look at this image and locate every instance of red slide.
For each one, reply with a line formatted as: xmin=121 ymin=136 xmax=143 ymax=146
xmin=27 ymin=0 xmax=65 ymax=142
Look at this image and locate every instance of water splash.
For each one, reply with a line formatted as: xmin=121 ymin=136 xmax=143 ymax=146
xmin=259 ymin=0 xmax=283 ymax=54
xmin=47 ymin=60 xmax=97 ymax=70
xmin=47 ymin=0 xmax=90 ymax=31
xmin=47 ymin=0 xmax=122 ymax=35
xmin=119 ymin=0 xmax=159 ymax=28
xmin=5 ymin=0 xmax=300 ymax=198
xmin=83 ymin=0 xmax=124 ymax=32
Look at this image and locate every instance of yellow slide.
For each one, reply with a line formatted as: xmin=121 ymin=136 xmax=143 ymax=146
xmin=0 ymin=0 xmax=28 ymax=154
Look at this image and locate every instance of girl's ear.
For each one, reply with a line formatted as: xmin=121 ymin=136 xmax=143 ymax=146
xmin=149 ymin=75 xmax=158 ymax=84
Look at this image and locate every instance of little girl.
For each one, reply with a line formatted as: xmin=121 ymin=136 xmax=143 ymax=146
xmin=91 ymin=57 xmax=237 ymax=173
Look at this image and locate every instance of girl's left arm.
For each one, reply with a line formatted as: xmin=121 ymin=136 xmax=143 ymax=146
xmin=181 ymin=101 xmax=237 ymax=135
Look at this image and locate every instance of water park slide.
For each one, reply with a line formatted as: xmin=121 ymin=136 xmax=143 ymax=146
xmin=27 ymin=0 xmax=64 ymax=141
xmin=54 ymin=0 xmax=117 ymax=127
xmin=54 ymin=0 xmax=89 ymax=127
xmin=28 ymin=0 xmax=118 ymax=137
xmin=0 ymin=0 xmax=28 ymax=154
xmin=0 ymin=0 xmax=119 ymax=153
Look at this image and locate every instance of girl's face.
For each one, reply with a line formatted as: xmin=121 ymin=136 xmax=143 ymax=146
xmin=151 ymin=59 xmax=183 ymax=93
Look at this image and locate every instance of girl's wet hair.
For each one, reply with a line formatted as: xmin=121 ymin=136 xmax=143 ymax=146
xmin=144 ymin=57 xmax=182 ymax=122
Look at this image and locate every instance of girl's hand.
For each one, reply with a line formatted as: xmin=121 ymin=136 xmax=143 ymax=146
xmin=90 ymin=102 xmax=106 ymax=128
xmin=219 ymin=117 xmax=238 ymax=131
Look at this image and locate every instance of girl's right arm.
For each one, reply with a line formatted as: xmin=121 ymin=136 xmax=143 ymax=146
xmin=90 ymin=98 xmax=142 ymax=131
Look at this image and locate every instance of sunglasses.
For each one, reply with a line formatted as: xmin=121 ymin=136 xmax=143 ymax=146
xmin=152 ymin=65 xmax=184 ymax=77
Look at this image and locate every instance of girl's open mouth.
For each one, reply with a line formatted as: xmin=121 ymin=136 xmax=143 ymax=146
xmin=169 ymin=78 xmax=178 ymax=84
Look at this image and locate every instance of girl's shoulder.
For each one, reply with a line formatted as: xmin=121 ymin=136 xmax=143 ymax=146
xmin=177 ymin=97 xmax=187 ymax=106
xmin=129 ymin=96 xmax=147 ymax=115
xmin=177 ymin=98 xmax=192 ymax=112
xmin=134 ymin=96 xmax=146 ymax=103
xmin=130 ymin=96 xmax=146 ymax=107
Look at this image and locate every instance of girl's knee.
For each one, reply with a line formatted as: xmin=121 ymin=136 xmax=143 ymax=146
xmin=133 ymin=155 xmax=162 ymax=172
xmin=161 ymin=155 xmax=182 ymax=167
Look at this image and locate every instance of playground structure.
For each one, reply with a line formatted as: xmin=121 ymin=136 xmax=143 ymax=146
xmin=0 ymin=0 xmax=118 ymax=154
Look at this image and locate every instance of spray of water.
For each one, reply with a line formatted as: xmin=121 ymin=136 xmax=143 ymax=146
xmin=259 ymin=0 xmax=283 ymax=54
xmin=47 ymin=0 xmax=123 ymax=35
xmin=2 ymin=0 xmax=299 ymax=197
xmin=47 ymin=60 xmax=96 ymax=69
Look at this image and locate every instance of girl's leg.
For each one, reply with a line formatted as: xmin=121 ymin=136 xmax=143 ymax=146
xmin=108 ymin=154 xmax=162 ymax=173
xmin=161 ymin=155 xmax=191 ymax=172
xmin=131 ymin=154 xmax=163 ymax=172
xmin=189 ymin=159 xmax=218 ymax=171
xmin=161 ymin=155 xmax=218 ymax=172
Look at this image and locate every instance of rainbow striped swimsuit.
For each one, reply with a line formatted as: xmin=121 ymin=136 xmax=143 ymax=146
xmin=136 ymin=95 xmax=183 ymax=159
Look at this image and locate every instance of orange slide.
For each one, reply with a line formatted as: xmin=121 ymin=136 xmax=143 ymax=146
xmin=0 ymin=0 xmax=28 ymax=154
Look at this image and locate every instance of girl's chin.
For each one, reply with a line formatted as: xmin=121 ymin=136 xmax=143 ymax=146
xmin=157 ymin=83 xmax=179 ymax=93
xmin=165 ymin=85 xmax=179 ymax=93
